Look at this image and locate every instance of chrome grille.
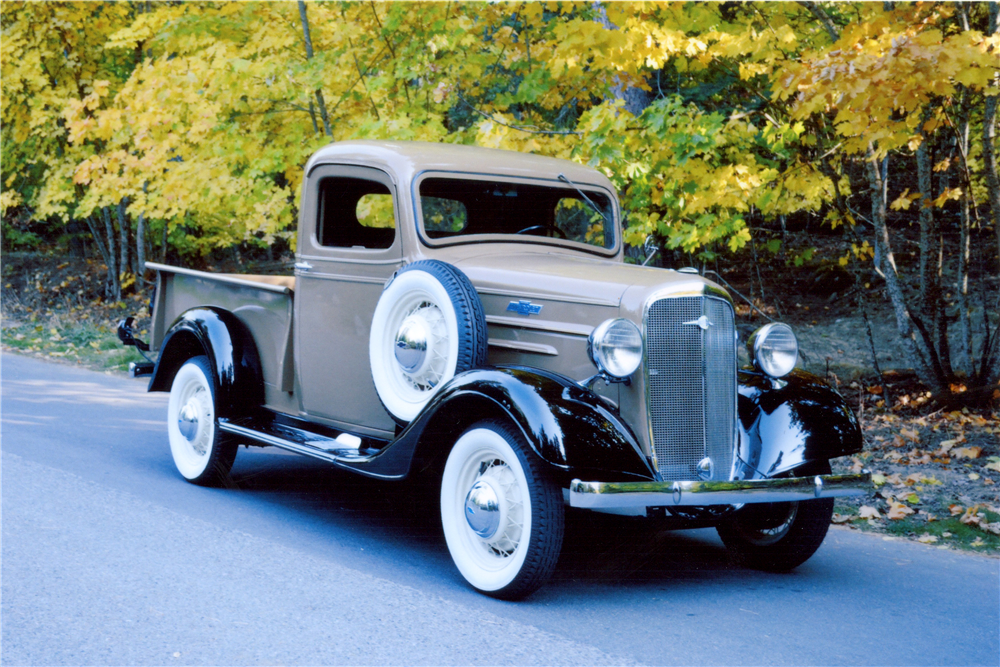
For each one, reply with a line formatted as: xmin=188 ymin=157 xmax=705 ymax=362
xmin=645 ymin=296 xmax=736 ymax=482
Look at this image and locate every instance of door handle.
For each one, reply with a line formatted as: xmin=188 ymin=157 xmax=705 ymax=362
xmin=294 ymin=261 xmax=313 ymax=272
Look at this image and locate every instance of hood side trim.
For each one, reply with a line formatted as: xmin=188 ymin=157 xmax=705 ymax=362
xmin=486 ymin=315 xmax=594 ymax=337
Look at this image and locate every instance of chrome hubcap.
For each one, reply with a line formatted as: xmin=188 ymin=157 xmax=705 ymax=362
xmin=465 ymin=479 xmax=501 ymax=539
xmin=392 ymin=301 xmax=448 ymax=391
xmin=394 ymin=316 xmax=429 ymax=373
xmin=177 ymin=400 xmax=200 ymax=442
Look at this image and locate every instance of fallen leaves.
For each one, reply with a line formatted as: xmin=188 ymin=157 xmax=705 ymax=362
xmin=887 ymin=502 xmax=916 ymax=520
xmin=934 ymin=436 xmax=965 ymax=456
xmin=859 ymin=505 xmax=881 ymax=520
xmin=952 ymin=446 xmax=982 ymax=460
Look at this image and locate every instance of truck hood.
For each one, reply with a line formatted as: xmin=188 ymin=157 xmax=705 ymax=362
xmin=454 ymin=249 xmax=730 ymax=336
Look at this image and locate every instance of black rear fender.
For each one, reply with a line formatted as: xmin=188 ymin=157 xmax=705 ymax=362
xmin=148 ymin=307 xmax=263 ymax=417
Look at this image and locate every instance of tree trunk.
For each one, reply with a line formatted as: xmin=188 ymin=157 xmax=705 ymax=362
xmin=136 ymin=182 xmax=148 ymax=283
xmin=298 ymin=1 xmax=333 ymax=137
xmin=135 ymin=210 xmax=146 ymax=282
xmin=955 ymin=93 xmax=974 ymax=377
xmin=917 ymin=117 xmax=952 ymax=375
xmin=593 ymin=2 xmax=653 ymax=115
xmin=984 ymin=3 xmax=1000 ymax=281
xmin=117 ymin=198 xmax=130 ymax=291
xmin=102 ymin=206 xmax=121 ymax=300
xmin=84 ymin=215 xmax=112 ymax=275
xmin=865 ymin=148 xmax=945 ymax=393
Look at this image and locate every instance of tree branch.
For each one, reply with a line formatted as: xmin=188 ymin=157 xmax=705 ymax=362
xmin=798 ymin=1 xmax=841 ymax=42
xmin=455 ymin=89 xmax=582 ymax=136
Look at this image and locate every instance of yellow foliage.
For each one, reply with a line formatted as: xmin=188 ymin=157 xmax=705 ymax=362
xmin=2 ymin=0 xmax=996 ymax=262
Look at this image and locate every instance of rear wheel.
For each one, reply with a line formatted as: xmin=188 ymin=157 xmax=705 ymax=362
xmin=716 ymin=464 xmax=834 ymax=571
xmin=440 ymin=421 xmax=563 ymax=599
xmin=167 ymin=356 xmax=237 ymax=486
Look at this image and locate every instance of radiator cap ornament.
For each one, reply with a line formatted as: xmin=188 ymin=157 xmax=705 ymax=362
xmin=683 ymin=315 xmax=714 ymax=330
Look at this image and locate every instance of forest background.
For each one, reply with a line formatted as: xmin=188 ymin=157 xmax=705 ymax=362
xmin=2 ymin=0 xmax=999 ymax=405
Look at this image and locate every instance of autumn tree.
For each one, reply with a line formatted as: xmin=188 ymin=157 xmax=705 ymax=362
xmin=780 ymin=1 xmax=1000 ymax=400
xmin=2 ymin=1 xmax=998 ymax=402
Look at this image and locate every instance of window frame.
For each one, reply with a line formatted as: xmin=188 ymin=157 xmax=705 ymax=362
xmin=411 ymin=170 xmax=621 ymax=258
xmin=299 ymin=164 xmax=402 ymax=262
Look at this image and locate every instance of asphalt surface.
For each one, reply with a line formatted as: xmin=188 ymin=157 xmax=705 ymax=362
xmin=2 ymin=352 xmax=998 ymax=666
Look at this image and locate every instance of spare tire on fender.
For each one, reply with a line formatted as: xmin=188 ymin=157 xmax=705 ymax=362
xmin=370 ymin=260 xmax=488 ymax=423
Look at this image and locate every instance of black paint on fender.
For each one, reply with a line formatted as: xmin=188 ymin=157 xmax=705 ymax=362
xmin=736 ymin=368 xmax=863 ymax=478
xmin=148 ymin=307 xmax=263 ymax=417
xmin=334 ymin=366 xmax=657 ymax=483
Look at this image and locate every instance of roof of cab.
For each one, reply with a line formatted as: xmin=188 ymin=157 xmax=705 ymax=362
xmin=304 ymin=140 xmax=615 ymax=191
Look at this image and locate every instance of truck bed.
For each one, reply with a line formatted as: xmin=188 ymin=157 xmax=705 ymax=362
xmin=148 ymin=262 xmax=297 ymax=411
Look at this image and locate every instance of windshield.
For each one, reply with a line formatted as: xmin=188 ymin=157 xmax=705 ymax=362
xmin=417 ymin=176 xmax=616 ymax=251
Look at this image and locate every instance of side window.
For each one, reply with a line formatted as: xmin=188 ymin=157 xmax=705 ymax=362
xmin=317 ymin=177 xmax=396 ymax=249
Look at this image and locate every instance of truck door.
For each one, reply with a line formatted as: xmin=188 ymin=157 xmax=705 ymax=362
xmin=294 ymin=165 xmax=403 ymax=436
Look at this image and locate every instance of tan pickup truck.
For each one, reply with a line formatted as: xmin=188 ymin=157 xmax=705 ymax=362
xmin=119 ymin=140 xmax=869 ymax=599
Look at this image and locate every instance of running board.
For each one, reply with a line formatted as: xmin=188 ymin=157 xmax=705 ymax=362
xmin=218 ymin=416 xmax=377 ymax=465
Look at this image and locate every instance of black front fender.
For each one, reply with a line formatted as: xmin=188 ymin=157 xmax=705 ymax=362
xmin=737 ymin=368 xmax=862 ymax=478
xmin=357 ymin=366 xmax=656 ymax=483
xmin=148 ymin=306 xmax=263 ymax=417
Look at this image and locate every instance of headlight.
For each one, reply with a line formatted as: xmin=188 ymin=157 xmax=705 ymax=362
xmin=748 ymin=322 xmax=798 ymax=378
xmin=589 ymin=318 xmax=643 ymax=379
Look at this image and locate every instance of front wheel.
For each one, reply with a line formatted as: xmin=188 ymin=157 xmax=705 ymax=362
xmin=166 ymin=356 xmax=237 ymax=486
xmin=717 ymin=489 xmax=834 ymax=572
xmin=440 ymin=421 xmax=564 ymax=600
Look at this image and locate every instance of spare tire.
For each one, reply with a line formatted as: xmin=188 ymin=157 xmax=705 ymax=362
xmin=370 ymin=260 xmax=487 ymax=422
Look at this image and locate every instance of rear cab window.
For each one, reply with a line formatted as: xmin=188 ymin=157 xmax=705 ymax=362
xmin=316 ymin=176 xmax=396 ymax=250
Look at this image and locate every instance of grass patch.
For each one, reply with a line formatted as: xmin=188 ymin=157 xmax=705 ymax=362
xmin=1 ymin=313 xmax=147 ymax=372
xmin=835 ymin=501 xmax=1000 ymax=553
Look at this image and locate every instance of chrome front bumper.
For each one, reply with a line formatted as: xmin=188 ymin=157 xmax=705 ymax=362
xmin=569 ymin=473 xmax=871 ymax=510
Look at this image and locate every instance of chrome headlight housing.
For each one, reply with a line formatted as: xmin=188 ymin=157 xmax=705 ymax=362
xmin=747 ymin=322 xmax=798 ymax=378
xmin=588 ymin=318 xmax=643 ymax=379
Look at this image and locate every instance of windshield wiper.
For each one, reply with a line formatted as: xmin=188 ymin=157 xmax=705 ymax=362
xmin=558 ymin=173 xmax=610 ymax=228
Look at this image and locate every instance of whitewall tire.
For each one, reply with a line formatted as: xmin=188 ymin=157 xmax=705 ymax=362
xmin=167 ymin=356 xmax=237 ymax=486
xmin=440 ymin=421 xmax=563 ymax=600
xmin=370 ymin=260 xmax=486 ymax=423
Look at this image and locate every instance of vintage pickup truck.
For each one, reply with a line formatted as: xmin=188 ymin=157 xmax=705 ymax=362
xmin=119 ymin=140 xmax=870 ymax=599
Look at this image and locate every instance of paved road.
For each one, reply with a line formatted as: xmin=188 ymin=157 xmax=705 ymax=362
xmin=2 ymin=353 xmax=997 ymax=666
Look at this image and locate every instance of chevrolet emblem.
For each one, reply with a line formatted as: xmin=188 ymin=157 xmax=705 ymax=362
xmin=507 ymin=300 xmax=543 ymax=316
xmin=682 ymin=315 xmax=714 ymax=330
